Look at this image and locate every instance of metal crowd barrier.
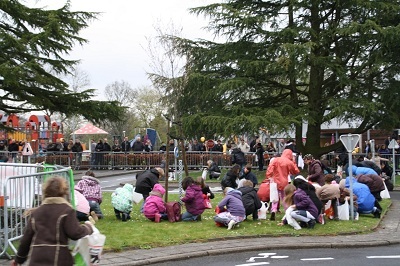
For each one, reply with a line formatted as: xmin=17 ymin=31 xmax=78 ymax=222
xmin=0 ymin=163 xmax=73 ymax=259
xmin=1 ymin=150 xmax=399 ymax=172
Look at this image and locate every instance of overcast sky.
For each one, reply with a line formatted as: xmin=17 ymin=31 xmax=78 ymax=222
xmin=31 ymin=0 xmax=218 ymax=99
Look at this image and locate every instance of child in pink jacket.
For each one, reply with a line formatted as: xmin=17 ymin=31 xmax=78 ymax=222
xmin=143 ymin=184 xmax=168 ymax=222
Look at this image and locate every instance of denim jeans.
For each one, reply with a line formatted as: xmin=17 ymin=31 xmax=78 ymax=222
xmin=89 ymin=200 xmax=103 ymax=218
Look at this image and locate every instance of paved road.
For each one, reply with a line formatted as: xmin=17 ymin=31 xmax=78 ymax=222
xmin=94 ymin=171 xmax=223 ymax=194
xmin=150 ymin=244 xmax=400 ymax=266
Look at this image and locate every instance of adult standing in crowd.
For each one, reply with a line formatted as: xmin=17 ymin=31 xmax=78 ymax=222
xmin=231 ymin=144 xmax=246 ymax=170
xmin=121 ymin=136 xmax=131 ymax=153
xmin=0 ymin=136 xmax=7 ymax=154
xmin=255 ymin=142 xmax=265 ymax=171
xmin=71 ymin=139 xmax=83 ymax=170
xmin=249 ymin=135 xmax=260 ymax=152
xmin=191 ymin=139 xmax=204 ymax=152
xmin=212 ymin=139 xmax=223 ymax=153
xmin=132 ymin=136 xmax=145 ymax=152
xmin=237 ymin=138 xmax=250 ymax=153
xmin=265 ymin=149 xmax=300 ymax=221
xmin=303 ymin=154 xmax=325 ymax=187
xmin=95 ymin=139 xmax=105 ymax=169
xmin=112 ymin=139 xmax=122 ymax=152
xmin=8 ymin=139 xmax=19 ymax=161
xmin=277 ymin=139 xmax=285 ymax=154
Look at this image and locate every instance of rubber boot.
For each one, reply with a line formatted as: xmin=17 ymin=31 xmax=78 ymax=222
xmin=332 ymin=198 xmax=339 ymax=221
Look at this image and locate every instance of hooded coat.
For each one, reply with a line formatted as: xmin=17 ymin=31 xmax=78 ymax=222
xmin=181 ymin=184 xmax=205 ymax=215
xmin=354 ymin=161 xmax=382 ymax=175
xmin=266 ymin=149 xmax=300 ymax=190
xmin=112 ymin=184 xmax=134 ymax=213
xmin=75 ymin=175 xmax=102 ymax=203
xmin=217 ymin=188 xmax=246 ymax=217
xmin=14 ymin=197 xmax=93 ymax=266
xmin=143 ymin=184 xmax=167 ymax=219
xmin=356 ymin=174 xmax=385 ymax=194
xmin=316 ymin=183 xmax=340 ymax=201
xmin=307 ymin=159 xmax=325 ymax=186
xmin=293 ymin=178 xmax=323 ymax=215
xmin=293 ymin=188 xmax=319 ymax=219
xmin=231 ymin=148 xmax=246 ymax=165
xmin=135 ymin=168 xmax=160 ymax=195
xmin=350 ymin=165 xmax=378 ymax=176
xmin=221 ymin=169 xmax=239 ymax=189
xmin=344 ymin=176 xmax=375 ymax=213
xmin=74 ymin=187 xmax=90 ymax=214
xmin=238 ymin=186 xmax=262 ymax=216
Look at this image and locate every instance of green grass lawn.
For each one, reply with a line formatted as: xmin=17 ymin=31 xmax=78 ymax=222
xmin=96 ymin=185 xmax=391 ymax=252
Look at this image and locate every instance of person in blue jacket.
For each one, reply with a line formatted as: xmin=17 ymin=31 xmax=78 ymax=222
xmin=341 ymin=176 xmax=381 ymax=218
xmin=348 ymin=165 xmax=378 ymax=176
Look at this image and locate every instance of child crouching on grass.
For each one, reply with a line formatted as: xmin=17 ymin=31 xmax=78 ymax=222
xmin=214 ymin=187 xmax=246 ymax=230
xmin=181 ymin=176 xmax=205 ymax=221
xmin=111 ymin=183 xmax=134 ymax=222
xmin=278 ymin=183 xmax=318 ymax=229
xmin=196 ymin=176 xmax=215 ymax=200
xmin=143 ymin=184 xmax=168 ymax=222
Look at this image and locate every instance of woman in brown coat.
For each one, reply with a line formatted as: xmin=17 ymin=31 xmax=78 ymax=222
xmin=12 ymin=176 xmax=93 ymax=266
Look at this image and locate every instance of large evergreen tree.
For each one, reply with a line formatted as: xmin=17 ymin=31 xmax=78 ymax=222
xmin=0 ymin=0 xmax=124 ymax=127
xmin=170 ymin=0 xmax=400 ymax=156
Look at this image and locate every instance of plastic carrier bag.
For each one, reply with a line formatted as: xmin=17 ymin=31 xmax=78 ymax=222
xmin=72 ymin=226 xmax=106 ymax=266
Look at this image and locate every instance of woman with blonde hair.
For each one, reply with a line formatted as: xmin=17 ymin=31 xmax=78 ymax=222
xmin=12 ymin=176 xmax=93 ymax=266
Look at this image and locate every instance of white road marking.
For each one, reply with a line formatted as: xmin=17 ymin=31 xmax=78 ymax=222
xmin=271 ymin=256 xmax=289 ymax=259
xmin=367 ymin=255 xmax=400 ymax=259
xmin=236 ymin=262 xmax=269 ymax=266
xmin=246 ymin=253 xmax=276 ymax=262
xmin=301 ymin=257 xmax=334 ymax=261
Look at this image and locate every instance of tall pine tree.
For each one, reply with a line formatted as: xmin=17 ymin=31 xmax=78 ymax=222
xmin=169 ymin=0 xmax=400 ymax=156
xmin=0 ymin=0 xmax=124 ymax=127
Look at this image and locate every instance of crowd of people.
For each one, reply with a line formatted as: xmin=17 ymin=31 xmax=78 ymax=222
xmin=8 ymin=135 xmax=394 ymax=265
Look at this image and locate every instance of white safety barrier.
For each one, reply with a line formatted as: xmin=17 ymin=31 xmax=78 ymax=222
xmin=0 ymin=163 xmax=73 ymax=259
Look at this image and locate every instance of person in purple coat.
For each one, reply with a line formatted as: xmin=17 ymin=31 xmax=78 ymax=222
xmin=286 ymin=184 xmax=318 ymax=229
xmin=214 ymin=187 xmax=246 ymax=230
xmin=181 ymin=176 xmax=205 ymax=221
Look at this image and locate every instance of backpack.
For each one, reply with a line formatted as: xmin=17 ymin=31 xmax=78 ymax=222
xmin=165 ymin=201 xmax=181 ymax=222
xmin=257 ymin=181 xmax=270 ymax=202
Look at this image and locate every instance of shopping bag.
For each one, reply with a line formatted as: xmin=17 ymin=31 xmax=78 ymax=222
xmin=257 ymin=181 xmax=270 ymax=202
xmin=257 ymin=201 xmax=268 ymax=220
xmin=132 ymin=187 xmax=143 ymax=204
xmin=202 ymin=168 xmax=208 ymax=180
xmin=324 ymin=200 xmax=334 ymax=220
xmin=203 ymin=195 xmax=212 ymax=209
xmin=337 ymin=200 xmax=350 ymax=220
xmin=72 ymin=237 xmax=90 ymax=266
xmin=269 ymin=182 xmax=279 ymax=203
xmin=72 ymin=226 xmax=106 ymax=266
xmin=87 ymin=231 xmax=106 ymax=265
xmin=380 ymin=181 xmax=391 ymax=199
xmin=297 ymin=155 xmax=304 ymax=169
